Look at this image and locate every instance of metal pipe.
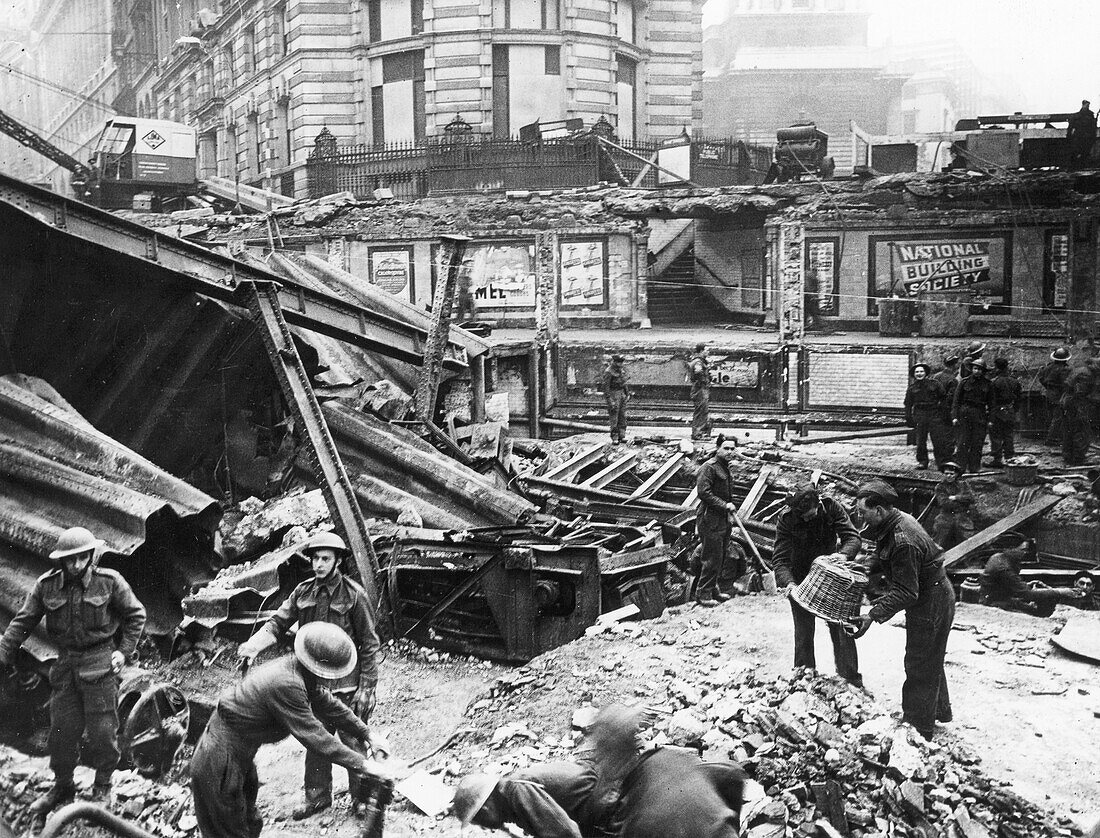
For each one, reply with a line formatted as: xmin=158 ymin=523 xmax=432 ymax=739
xmin=41 ymin=803 xmax=157 ymax=838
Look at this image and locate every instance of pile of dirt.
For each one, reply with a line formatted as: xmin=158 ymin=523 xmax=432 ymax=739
xmin=463 ymin=660 xmax=1078 ymax=838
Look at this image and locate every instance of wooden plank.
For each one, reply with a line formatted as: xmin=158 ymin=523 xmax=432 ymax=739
xmin=581 ymin=451 xmax=639 ymax=488
xmin=940 ymin=495 xmax=1062 ymax=570
xmin=737 ymin=465 xmax=778 ymax=519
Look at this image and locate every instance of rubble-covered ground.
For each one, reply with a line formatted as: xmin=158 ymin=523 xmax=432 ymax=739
xmin=3 ymin=595 xmax=1097 ymax=837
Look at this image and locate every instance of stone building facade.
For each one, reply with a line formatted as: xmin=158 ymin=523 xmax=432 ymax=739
xmin=103 ymin=0 xmax=702 ymax=197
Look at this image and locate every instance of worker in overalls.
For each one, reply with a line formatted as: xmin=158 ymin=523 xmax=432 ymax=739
xmin=237 ymin=531 xmax=380 ymax=819
xmin=0 ymin=527 xmax=146 ymax=812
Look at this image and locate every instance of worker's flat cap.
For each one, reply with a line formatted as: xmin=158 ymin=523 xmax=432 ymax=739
xmin=856 ymin=479 xmax=898 ymax=505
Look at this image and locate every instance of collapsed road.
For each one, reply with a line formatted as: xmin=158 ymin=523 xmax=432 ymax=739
xmin=0 ymin=170 xmax=1098 ymax=837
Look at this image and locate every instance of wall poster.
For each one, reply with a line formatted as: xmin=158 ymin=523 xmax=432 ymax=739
xmin=368 ymin=246 xmax=414 ymax=303
xmin=867 ymin=231 xmax=1012 ymax=315
xmin=465 ymin=241 xmax=536 ymax=309
xmin=805 ymin=238 xmax=840 ymax=315
xmin=1044 ymin=230 xmax=1070 ymax=310
xmin=559 ymin=239 xmax=608 ymax=308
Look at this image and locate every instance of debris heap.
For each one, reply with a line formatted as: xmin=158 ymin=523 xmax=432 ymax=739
xmin=463 ymin=643 xmax=1079 ymax=838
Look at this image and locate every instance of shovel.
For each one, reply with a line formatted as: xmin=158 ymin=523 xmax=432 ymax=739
xmin=729 ymin=508 xmax=777 ymax=594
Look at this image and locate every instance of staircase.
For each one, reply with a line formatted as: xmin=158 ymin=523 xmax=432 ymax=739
xmin=646 ymin=246 xmax=732 ymax=326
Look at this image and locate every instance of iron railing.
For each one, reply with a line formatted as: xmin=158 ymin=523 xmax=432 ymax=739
xmin=305 ymin=132 xmax=771 ymax=199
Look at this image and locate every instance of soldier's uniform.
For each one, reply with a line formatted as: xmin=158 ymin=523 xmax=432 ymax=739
xmin=0 ymin=562 xmax=145 ymax=798
xmin=263 ymin=569 xmax=380 ymax=810
xmin=688 ymin=350 xmax=711 ymax=440
xmin=931 ymin=361 xmax=959 ymax=461
xmin=1039 ymin=354 xmax=1071 ymax=444
xmin=191 ymin=654 xmax=373 ymax=838
xmin=951 ymin=369 xmax=996 ymax=474
xmin=988 ymin=365 xmax=1022 ymax=466
xmin=602 ymin=357 xmax=630 ymax=444
xmin=904 ymin=371 xmax=948 ymax=470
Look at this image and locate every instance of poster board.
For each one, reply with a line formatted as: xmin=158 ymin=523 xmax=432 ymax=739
xmin=368 ymin=246 xmax=414 ymax=304
xmin=559 ymin=239 xmax=608 ymax=308
xmin=805 ymin=237 xmax=840 ymax=315
xmin=465 ymin=241 xmax=536 ymax=309
xmin=867 ymin=231 xmax=1012 ymax=315
xmin=1044 ymin=230 xmax=1071 ymax=310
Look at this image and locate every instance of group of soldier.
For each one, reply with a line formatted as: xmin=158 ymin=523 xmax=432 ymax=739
xmin=905 ymin=341 xmax=1098 ymax=473
xmin=0 ymin=527 xmax=387 ymax=838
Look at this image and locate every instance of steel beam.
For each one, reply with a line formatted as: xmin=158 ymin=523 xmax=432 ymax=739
xmin=0 ymin=172 xmax=483 ymax=367
xmin=243 ymin=281 xmax=382 ymax=624
xmin=544 ymin=442 xmax=608 ymax=483
xmin=581 ymin=451 xmax=639 ymax=489
xmin=627 ymin=452 xmax=686 ymax=501
xmin=416 ymin=236 xmax=468 ymax=420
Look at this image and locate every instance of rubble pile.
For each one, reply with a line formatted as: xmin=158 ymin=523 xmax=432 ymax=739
xmin=456 ymin=621 xmax=1078 ymax=838
xmin=0 ymin=766 xmax=196 ymax=837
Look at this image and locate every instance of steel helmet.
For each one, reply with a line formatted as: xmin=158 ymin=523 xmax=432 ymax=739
xmin=451 ymin=774 xmax=498 ymax=825
xmin=965 ymin=341 xmax=986 ymax=357
xmin=969 ymin=357 xmax=988 ymax=370
xmin=1051 ymin=347 xmax=1071 ymax=362
xmin=303 ymin=531 xmax=347 ymax=555
xmin=293 ymin=623 xmax=357 ymax=680
xmin=49 ymin=527 xmax=101 ymax=560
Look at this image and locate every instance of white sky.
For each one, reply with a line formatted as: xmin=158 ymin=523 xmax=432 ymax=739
xmin=703 ymin=0 xmax=1099 ymax=113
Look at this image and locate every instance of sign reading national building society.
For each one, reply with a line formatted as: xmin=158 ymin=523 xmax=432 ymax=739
xmin=868 ymin=232 xmax=1010 ymax=314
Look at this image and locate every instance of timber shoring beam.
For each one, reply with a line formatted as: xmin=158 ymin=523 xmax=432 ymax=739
xmin=243 ymin=281 xmax=383 ymax=625
xmin=939 ymin=494 xmax=1062 ymax=571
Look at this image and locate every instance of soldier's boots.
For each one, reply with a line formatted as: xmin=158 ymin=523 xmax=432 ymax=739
xmin=29 ymin=783 xmax=75 ymax=815
xmin=292 ymin=799 xmax=331 ymax=820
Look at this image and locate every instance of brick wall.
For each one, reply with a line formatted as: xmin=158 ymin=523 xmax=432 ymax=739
xmin=807 ymin=351 xmax=909 ymax=410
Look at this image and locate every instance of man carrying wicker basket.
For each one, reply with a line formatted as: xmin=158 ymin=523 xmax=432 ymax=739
xmin=773 ymin=485 xmax=865 ymax=689
xmin=848 ymin=480 xmax=955 ymax=741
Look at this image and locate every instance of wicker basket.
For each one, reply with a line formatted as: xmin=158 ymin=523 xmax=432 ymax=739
xmin=1005 ymin=461 xmax=1038 ymax=486
xmin=790 ymin=556 xmax=868 ymax=624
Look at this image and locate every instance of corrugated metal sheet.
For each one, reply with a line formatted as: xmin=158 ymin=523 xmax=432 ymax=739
xmin=0 ymin=375 xmax=222 ymax=662
xmin=325 ymin=404 xmax=537 ymax=528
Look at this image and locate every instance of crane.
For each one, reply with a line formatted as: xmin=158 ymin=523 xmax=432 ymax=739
xmin=0 ymin=105 xmax=93 ymax=188
xmin=0 ymin=105 xmax=198 ymax=209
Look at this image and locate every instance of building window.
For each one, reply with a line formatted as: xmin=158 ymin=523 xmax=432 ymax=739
xmin=903 ymin=109 xmax=917 ymax=133
xmin=492 ymin=44 xmax=510 ymax=139
xmin=616 ymin=53 xmax=637 ymax=140
xmin=277 ymin=100 xmax=292 ymax=164
xmin=544 ymin=45 xmax=560 ymax=75
xmin=242 ymin=26 xmax=257 ymax=73
xmin=274 ymin=3 xmax=289 ymax=56
xmin=248 ymin=113 xmax=261 ymax=175
xmin=371 ymin=85 xmax=385 ymax=144
xmin=411 ymin=0 xmax=424 ymax=34
xmin=541 ymin=0 xmax=560 ymax=28
xmin=367 ymin=0 xmax=381 ymax=43
xmin=223 ymin=44 xmax=234 ymax=82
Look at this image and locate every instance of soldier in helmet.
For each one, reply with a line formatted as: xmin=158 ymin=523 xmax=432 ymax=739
xmin=237 ymin=531 xmax=381 ymax=819
xmin=0 ymin=527 xmax=146 ymax=812
xmin=1040 ymin=347 xmax=1072 ymax=445
xmin=959 ymin=341 xmax=986 ymax=381
xmin=951 ymin=357 xmax=997 ymax=474
xmin=192 ymin=623 xmax=390 ymax=838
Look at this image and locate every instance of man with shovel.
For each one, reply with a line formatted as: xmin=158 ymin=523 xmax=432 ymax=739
xmin=773 ymin=485 xmax=865 ymax=689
